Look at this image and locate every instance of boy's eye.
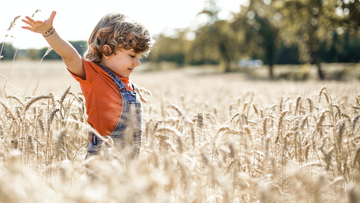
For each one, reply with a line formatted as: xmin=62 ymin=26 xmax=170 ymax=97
xmin=130 ymin=55 xmax=136 ymax=58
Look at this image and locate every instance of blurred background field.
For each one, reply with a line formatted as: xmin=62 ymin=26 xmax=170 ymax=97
xmin=1 ymin=60 xmax=360 ymax=98
xmin=2 ymin=0 xmax=360 ymax=81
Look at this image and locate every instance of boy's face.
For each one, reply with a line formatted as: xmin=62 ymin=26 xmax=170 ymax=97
xmin=102 ymin=48 xmax=142 ymax=77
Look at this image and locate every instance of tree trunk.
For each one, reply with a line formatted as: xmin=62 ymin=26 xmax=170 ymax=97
xmin=316 ymin=62 xmax=325 ymax=80
xmin=219 ymin=43 xmax=231 ymax=73
xmin=268 ymin=64 xmax=274 ymax=79
xmin=224 ymin=58 xmax=231 ymax=72
xmin=312 ymin=49 xmax=325 ymax=80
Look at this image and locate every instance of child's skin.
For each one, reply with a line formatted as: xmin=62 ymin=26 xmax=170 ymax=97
xmin=21 ymin=11 xmax=142 ymax=79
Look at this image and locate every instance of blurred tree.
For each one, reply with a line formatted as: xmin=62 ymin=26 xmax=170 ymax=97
xmin=187 ymin=0 xmax=238 ymax=72
xmin=274 ymin=0 xmax=337 ymax=80
xmin=328 ymin=31 xmax=340 ymax=62
xmin=70 ymin=41 xmax=87 ymax=58
xmin=337 ymin=0 xmax=360 ymax=29
xmin=232 ymin=0 xmax=280 ymax=79
xmin=187 ymin=20 xmax=237 ymax=70
xmin=336 ymin=30 xmax=360 ymax=62
xmin=276 ymin=43 xmax=300 ymax=64
xmin=27 ymin=49 xmax=40 ymax=60
xmin=0 ymin=43 xmax=16 ymax=60
xmin=149 ymin=30 xmax=191 ymax=65
xmin=38 ymin=47 xmax=61 ymax=60
xmin=37 ymin=41 xmax=87 ymax=60
xmin=331 ymin=0 xmax=360 ymax=63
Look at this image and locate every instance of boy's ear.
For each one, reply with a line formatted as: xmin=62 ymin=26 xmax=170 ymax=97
xmin=102 ymin=45 xmax=112 ymax=59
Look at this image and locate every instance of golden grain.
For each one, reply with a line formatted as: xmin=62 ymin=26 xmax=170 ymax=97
xmin=24 ymin=95 xmax=51 ymax=113
xmin=7 ymin=15 xmax=21 ymax=31
xmin=0 ymin=69 xmax=358 ymax=203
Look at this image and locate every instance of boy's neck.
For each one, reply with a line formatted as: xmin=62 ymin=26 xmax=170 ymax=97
xmin=98 ymin=61 xmax=129 ymax=79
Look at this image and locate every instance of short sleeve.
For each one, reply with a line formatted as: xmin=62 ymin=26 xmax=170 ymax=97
xmin=67 ymin=58 xmax=93 ymax=84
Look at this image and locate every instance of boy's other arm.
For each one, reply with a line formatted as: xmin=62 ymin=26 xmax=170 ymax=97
xmin=22 ymin=11 xmax=85 ymax=79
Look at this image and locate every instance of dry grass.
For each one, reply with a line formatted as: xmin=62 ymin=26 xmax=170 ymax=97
xmin=0 ymin=63 xmax=359 ymax=202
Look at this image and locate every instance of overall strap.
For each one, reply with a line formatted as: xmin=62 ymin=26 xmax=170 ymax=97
xmin=99 ymin=65 xmax=126 ymax=91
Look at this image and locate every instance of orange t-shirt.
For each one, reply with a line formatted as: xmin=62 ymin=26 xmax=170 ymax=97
xmin=68 ymin=58 xmax=133 ymax=136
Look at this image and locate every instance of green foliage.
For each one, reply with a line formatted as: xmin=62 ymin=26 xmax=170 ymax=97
xmin=148 ymin=32 xmax=190 ymax=66
xmin=0 ymin=43 xmax=16 ymax=60
xmin=278 ymin=64 xmax=310 ymax=81
xmin=70 ymin=41 xmax=87 ymax=58
xmin=276 ymin=43 xmax=300 ymax=64
xmin=40 ymin=41 xmax=87 ymax=60
xmin=187 ymin=20 xmax=237 ymax=72
xmin=0 ymin=41 xmax=87 ymax=61
xmin=149 ymin=0 xmax=360 ymax=79
xmin=338 ymin=0 xmax=360 ymax=29
xmin=38 ymin=47 xmax=61 ymax=60
xmin=314 ymin=30 xmax=360 ymax=64
xmin=186 ymin=0 xmax=239 ymax=72
xmin=24 ymin=41 xmax=87 ymax=60
xmin=3 ymin=0 xmax=360 ymax=80
xmin=232 ymin=0 xmax=280 ymax=78
xmin=26 ymin=49 xmax=40 ymax=60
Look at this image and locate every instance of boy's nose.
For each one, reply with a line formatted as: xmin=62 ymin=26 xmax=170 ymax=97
xmin=133 ymin=58 xmax=141 ymax=66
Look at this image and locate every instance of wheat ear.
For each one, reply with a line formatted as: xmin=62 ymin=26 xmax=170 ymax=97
xmin=24 ymin=95 xmax=51 ymax=113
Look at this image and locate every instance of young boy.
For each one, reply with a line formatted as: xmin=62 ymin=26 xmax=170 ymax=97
xmin=22 ymin=11 xmax=153 ymax=157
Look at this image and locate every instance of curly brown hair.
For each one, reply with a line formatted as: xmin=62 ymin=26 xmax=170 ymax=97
xmin=84 ymin=13 xmax=154 ymax=63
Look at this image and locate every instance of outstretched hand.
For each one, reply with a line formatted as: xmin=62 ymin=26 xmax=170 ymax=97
xmin=21 ymin=11 xmax=56 ymax=35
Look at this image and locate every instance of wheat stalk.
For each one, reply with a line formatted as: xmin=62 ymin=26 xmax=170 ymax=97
xmin=24 ymin=95 xmax=51 ymax=113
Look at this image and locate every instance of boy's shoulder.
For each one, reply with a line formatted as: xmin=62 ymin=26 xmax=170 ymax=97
xmin=72 ymin=58 xmax=107 ymax=84
xmin=82 ymin=58 xmax=104 ymax=74
xmin=82 ymin=58 xmax=97 ymax=67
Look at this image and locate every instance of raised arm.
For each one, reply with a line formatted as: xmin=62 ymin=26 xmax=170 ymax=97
xmin=21 ymin=11 xmax=85 ymax=79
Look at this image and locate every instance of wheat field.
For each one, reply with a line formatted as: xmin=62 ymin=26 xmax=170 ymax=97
xmin=0 ymin=58 xmax=359 ymax=203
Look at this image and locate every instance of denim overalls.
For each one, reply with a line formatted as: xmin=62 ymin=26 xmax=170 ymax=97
xmin=86 ymin=65 xmax=142 ymax=158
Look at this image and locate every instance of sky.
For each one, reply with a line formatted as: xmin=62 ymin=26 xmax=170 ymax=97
xmin=1 ymin=0 xmax=245 ymax=49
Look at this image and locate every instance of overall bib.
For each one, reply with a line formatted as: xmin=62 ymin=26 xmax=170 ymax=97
xmin=86 ymin=65 xmax=142 ymax=158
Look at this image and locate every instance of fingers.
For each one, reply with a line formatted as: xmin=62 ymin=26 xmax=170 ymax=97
xmin=22 ymin=11 xmax=55 ymax=26
xmin=21 ymin=26 xmax=32 ymax=31
xmin=21 ymin=11 xmax=57 ymax=33
xmin=24 ymin=16 xmax=36 ymax=24
xmin=21 ymin=19 xmax=33 ymax=26
xmin=49 ymin=11 xmax=56 ymax=24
